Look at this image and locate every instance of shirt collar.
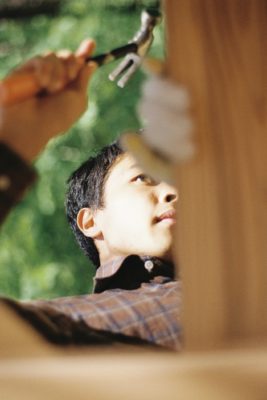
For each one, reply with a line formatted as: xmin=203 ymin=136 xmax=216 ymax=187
xmin=93 ymin=255 xmax=175 ymax=293
xmin=94 ymin=256 xmax=126 ymax=280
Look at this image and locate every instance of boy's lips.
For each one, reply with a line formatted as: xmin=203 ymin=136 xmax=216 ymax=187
xmin=154 ymin=209 xmax=176 ymax=224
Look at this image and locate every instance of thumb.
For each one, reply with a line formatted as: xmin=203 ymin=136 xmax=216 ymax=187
xmin=76 ymin=39 xmax=96 ymax=60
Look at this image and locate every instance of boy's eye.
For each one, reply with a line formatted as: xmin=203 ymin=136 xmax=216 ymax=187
xmin=133 ymin=174 xmax=155 ymax=185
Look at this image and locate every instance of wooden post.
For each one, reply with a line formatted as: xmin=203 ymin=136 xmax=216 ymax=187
xmin=164 ymin=0 xmax=267 ymax=350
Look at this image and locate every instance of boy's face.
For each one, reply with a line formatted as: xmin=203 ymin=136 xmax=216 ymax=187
xmin=94 ymin=153 xmax=178 ymax=260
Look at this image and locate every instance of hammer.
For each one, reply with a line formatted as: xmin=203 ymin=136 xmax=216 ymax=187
xmin=0 ymin=9 xmax=161 ymax=106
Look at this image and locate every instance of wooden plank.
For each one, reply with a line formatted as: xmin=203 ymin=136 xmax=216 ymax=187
xmin=1 ymin=301 xmax=267 ymax=399
xmin=0 ymin=303 xmax=54 ymax=358
xmin=164 ymin=0 xmax=267 ymax=349
xmin=1 ymin=346 xmax=267 ymax=399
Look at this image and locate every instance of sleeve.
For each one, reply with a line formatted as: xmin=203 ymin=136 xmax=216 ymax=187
xmin=0 ymin=142 xmax=37 ymax=225
xmin=1 ymin=297 xmax=155 ymax=348
xmin=1 ymin=280 xmax=182 ymax=350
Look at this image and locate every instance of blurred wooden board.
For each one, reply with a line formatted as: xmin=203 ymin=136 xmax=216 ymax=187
xmin=1 ymin=294 xmax=267 ymax=400
xmin=0 ymin=303 xmax=53 ymax=359
xmin=1 ymin=344 xmax=267 ymax=400
xmin=164 ymin=0 xmax=267 ymax=349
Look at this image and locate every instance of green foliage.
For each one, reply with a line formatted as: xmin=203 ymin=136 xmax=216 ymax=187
xmin=0 ymin=0 xmax=164 ymax=300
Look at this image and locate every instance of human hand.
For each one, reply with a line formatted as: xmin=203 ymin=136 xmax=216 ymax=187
xmin=0 ymin=39 xmax=97 ymax=161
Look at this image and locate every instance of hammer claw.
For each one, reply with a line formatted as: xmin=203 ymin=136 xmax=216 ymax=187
xmin=101 ymin=8 xmax=161 ymax=88
xmin=117 ymin=55 xmax=142 ymax=88
xmin=109 ymin=53 xmax=142 ymax=87
xmin=109 ymin=57 xmax=133 ymax=82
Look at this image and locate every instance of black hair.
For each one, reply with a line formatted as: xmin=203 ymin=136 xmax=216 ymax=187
xmin=65 ymin=141 xmax=124 ymax=268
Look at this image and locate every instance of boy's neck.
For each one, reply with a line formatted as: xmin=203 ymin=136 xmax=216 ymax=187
xmin=100 ymin=250 xmax=174 ymax=267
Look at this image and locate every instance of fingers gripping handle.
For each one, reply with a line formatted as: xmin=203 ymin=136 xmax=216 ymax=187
xmin=0 ymin=43 xmax=136 ymax=107
xmin=0 ymin=8 xmax=161 ymax=106
xmin=0 ymin=73 xmax=41 ymax=106
xmin=0 ymin=41 xmax=138 ymax=106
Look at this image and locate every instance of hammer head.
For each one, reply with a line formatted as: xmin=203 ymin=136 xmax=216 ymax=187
xmin=109 ymin=9 xmax=162 ymax=88
xmin=134 ymin=9 xmax=162 ymax=57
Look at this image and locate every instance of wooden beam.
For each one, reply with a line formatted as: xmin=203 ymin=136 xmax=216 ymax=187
xmin=164 ymin=0 xmax=267 ymax=349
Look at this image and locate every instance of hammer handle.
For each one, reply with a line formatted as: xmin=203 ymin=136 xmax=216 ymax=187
xmin=0 ymin=42 xmax=138 ymax=107
xmin=87 ymin=42 xmax=137 ymax=65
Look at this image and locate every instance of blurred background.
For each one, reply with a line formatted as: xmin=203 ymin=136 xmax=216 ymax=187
xmin=0 ymin=0 xmax=164 ymax=299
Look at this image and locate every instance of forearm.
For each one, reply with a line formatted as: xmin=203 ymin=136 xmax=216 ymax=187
xmin=0 ymin=39 xmax=96 ymax=224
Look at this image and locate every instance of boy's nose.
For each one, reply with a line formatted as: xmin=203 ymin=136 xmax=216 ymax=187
xmin=157 ymin=182 xmax=178 ymax=204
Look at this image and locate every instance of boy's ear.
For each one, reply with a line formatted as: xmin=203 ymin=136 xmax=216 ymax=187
xmin=76 ymin=208 xmax=101 ymax=238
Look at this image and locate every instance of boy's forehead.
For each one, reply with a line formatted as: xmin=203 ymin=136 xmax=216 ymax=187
xmin=107 ymin=152 xmax=141 ymax=182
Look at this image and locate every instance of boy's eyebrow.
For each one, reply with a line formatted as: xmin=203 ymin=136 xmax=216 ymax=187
xmin=122 ymin=163 xmax=143 ymax=179
xmin=128 ymin=163 xmax=142 ymax=171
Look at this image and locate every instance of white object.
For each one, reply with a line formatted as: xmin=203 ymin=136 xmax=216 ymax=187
xmin=120 ymin=75 xmax=195 ymax=184
xmin=138 ymin=75 xmax=195 ymax=163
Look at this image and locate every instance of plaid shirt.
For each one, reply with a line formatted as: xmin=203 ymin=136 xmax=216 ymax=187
xmin=3 ymin=256 xmax=182 ymax=350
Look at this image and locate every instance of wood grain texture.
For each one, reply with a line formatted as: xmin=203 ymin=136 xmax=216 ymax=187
xmin=0 ymin=303 xmax=54 ymax=358
xmin=1 ymin=346 xmax=267 ymax=400
xmin=164 ymin=0 xmax=267 ymax=349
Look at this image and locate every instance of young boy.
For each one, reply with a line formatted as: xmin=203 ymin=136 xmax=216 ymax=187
xmin=2 ymin=142 xmax=181 ymax=350
xmin=66 ymin=141 xmax=178 ymax=293
xmin=20 ymin=144 xmax=180 ymax=349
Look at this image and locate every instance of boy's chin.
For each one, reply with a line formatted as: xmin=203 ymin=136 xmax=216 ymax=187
xmin=149 ymin=244 xmax=174 ymax=262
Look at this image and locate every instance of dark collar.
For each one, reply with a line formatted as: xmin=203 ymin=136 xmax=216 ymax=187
xmin=93 ymin=255 xmax=175 ymax=293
